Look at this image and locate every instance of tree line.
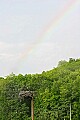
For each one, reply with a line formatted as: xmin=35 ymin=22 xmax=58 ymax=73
xmin=0 ymin=58 xmax=80 ymax=120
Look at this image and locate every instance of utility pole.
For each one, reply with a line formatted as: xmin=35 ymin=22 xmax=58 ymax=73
xmin=19 ymin=90 xmax=34 ymax=120
xmin=31 ymin=97 xmax=34 ymax=120
xmin=70 ymin=103 xmax=71 ymax=120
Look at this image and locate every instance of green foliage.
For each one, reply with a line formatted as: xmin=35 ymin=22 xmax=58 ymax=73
xmin=0 ymin=58 xmax=80 ymax=119
xmin=58 ymin=60 xmax=67 ymax=67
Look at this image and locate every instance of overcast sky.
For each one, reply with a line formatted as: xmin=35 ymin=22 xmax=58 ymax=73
xmin=0 ymin=0 xmax=80 ymax=77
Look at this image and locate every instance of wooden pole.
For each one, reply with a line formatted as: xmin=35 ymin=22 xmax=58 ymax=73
xmin=31 ymin=97 xmax=34 ymax=120
xmin=70 ymin=103 xmax=71 ymax=120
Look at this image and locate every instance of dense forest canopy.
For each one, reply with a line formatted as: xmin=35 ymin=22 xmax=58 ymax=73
xmin=0 ymin=58 xmax=80 ymax=120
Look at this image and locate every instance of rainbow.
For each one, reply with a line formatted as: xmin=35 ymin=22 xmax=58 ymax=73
xmin=13 ymin=0 xmax=79 ymax=73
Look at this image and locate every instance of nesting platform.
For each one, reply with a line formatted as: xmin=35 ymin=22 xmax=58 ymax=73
xmin=19 ymin=91 xmax=34 ymax=100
